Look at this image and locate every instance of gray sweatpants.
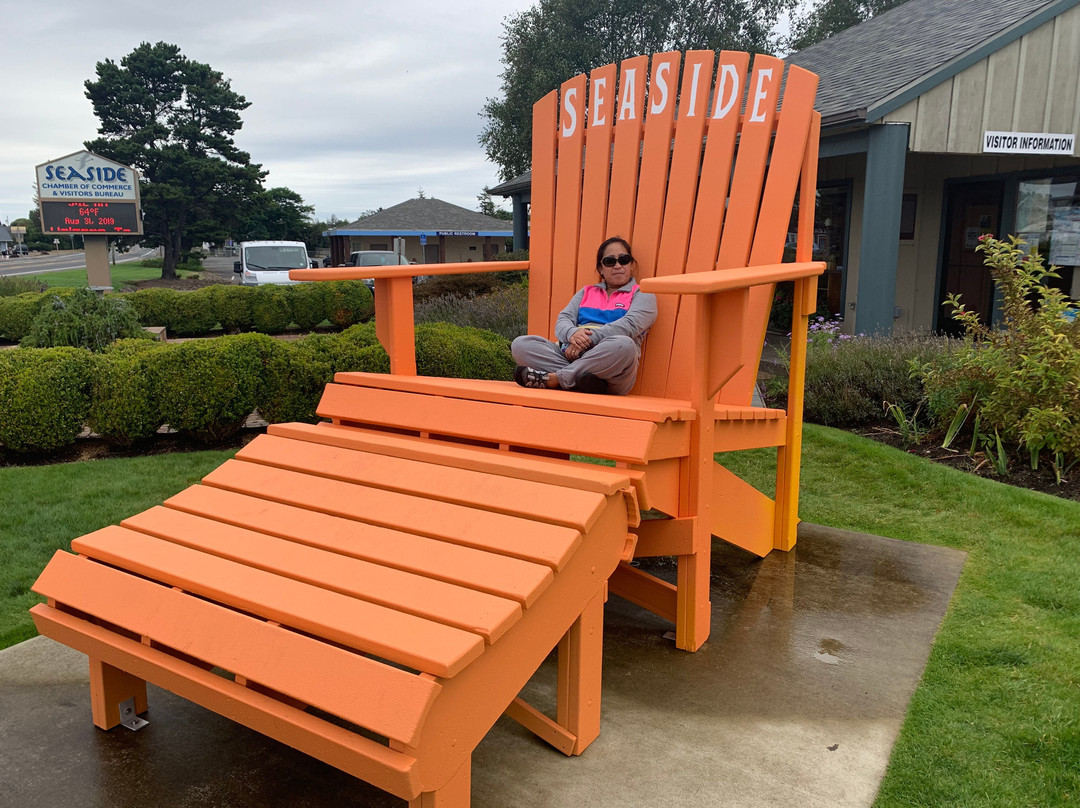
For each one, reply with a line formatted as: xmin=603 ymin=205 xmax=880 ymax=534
xmin=510 ymin=335 xmax=641 ymax=395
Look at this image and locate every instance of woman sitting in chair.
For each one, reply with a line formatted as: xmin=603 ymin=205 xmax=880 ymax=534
xmin=512 ymin=237 xmax=657 ymax=395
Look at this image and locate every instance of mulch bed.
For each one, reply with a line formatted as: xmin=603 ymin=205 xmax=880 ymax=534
xmin=855 ymin=421 xmax=1080 ymax=503
xmin=122 ymin=276 xmax=232 ymax=292
xmin=0 ymin=427 xmax=266 ymax=470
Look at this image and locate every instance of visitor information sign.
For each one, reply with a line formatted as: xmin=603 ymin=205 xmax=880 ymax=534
xmin=36 ymin=150 xmax=142 ymax=235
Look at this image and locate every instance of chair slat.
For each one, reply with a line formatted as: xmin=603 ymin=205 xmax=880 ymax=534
xmin=34 ymin=551 xmax=442 ymax=746
xmin=716 ymin=54 xmax=784 ymax=271
xmin=528 ymin=90 xmax=559 ymax=338
xmin=71 ymin=526 xmax=485 ymax=678
xmin=606 ymin=55 xmax=648 ymax=241
xmin=269 ymin=421 xmax=646 ymax=503
xmin=201 ymin=459 xmax=584 ymax=571
xmin=165 ymin=485 xmax=554 ymax=607
xmin=316 ymin=382 xmax=661 ymax=463
xmin=632 ymin=51 xmax=681 ymax=284
xmin=121 ymin=506 xmax=524 ymax=644
xmin=331 ymin=372 xmax=695 ymax=421
xmin=550 ymin=72 xmax=588 ymax=329
xmin=576 ymin=62 xmax=617 ymax=291
xmin=236 ymin=433 xmax=608 ymax=531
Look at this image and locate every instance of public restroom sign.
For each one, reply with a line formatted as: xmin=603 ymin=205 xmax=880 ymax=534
xmin=36 ymin=150 xmax=142 ymax=235
xmin=983 ymin=131 xmax=1075 ymax=156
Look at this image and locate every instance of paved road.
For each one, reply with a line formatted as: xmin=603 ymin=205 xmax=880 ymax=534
xmin=0 ymin=247 xmax=160 ymax=276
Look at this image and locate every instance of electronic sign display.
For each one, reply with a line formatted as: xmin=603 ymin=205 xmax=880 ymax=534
xmin=40 ymin=200 xmax=141 ymax=235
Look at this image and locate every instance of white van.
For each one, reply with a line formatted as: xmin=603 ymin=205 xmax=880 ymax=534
xmin=234 ymin=241 xmax=314 ymax=286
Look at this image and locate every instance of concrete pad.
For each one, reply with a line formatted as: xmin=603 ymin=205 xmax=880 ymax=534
xmin=0 ymin=523 xmax=964 ymax=807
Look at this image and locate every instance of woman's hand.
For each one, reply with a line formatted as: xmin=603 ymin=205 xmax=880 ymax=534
xmin=565 ymin=327 xmax=594 ymax=360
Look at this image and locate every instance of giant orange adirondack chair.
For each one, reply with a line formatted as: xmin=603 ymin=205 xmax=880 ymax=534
xmin=295 ymin=49 xmax=824 ymax=652
xmin=30 ymin=51 xmax=821 ymax=807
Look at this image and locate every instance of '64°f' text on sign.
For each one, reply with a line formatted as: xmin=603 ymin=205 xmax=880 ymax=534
xmin=40 ymin=201 xmax=140 ymax=235
xmin=36 ymin=150 xmax=142 ymax=235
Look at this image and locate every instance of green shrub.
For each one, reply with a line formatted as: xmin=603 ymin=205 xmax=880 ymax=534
xmin=0 ymin=275 xmax=48 ymax=296
xmin=920 ymin=235 xmax=1080 ymax=477
xmin=206 ymin=284 xmax=255 ymax=333
xmin=325 ymin=280 xmax=374 ymax=328
xmin=415 ymin=283 xmax=528 ymax=341
xmin=413 ymin=270 xmax=527 ymax=303
xmin=22 ymin=288 xmax=147 ymax=352
xmin=495 ymin=249 xmax=529 ymax=262
xmin=766 ymin=325 xmax=954 ymax=427
xmin=250 ymin=285 xmax=292 ymax=334
xmin=415 ymin=322 xmax=515 ymax=380
xmin=154 ymin=333 xmax=278 ymax=442
xmin=126 ymin=287 xmax=180 ymax=330
xmin=288 ymin=282 xmax=331 ymax=331
xmin=0 ymin=347 xmax=93 ymax=452
xmin=259 ymin=330 xmax=388 ymax=424
xmin=167 ymin=286 xmax=219 ymax=336
xmin=0 ymin=293 xmax=45 ymax=342
xmin=88 ymin=339 xmax=167 ymax=445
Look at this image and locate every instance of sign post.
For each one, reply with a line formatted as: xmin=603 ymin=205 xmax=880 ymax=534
xmin=36 ymin=150 xmax=142 ymax=292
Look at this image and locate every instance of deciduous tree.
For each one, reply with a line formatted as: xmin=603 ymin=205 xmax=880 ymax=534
xmin=84 ymin=42 xmax=264 ymax=279
xmin=480 ymin=0 xmax=795 ymax=181
xmin=786 ymin=0 xmax=904 ymax=52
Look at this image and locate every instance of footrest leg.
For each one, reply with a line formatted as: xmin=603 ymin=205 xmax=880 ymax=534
xmin=557 ymin=586 xmax=604 ymax=755
xmin=89 ymin=657 xmax=148 ymax=731
xmin=409 ymin=757 xmax=470 ymax=808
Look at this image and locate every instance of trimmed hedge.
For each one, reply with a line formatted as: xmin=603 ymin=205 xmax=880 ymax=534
xmin=0 ymin=322 xmax=513 ymax=454
xmin=88 ymin=340 xmax=167 ymax=446
xmin=0 ymin=281 xmax=374 ymax=343
xmin=154 ymin=333 xmax=280 ymax=443
xmin=0 ymin=347 xmax=94 ymax=452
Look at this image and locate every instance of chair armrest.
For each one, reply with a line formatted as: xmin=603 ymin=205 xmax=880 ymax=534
xmin=288 ymin=261 xmax=529 ymax=282
xmin=638 ymin=261 xmax=825 ymax=295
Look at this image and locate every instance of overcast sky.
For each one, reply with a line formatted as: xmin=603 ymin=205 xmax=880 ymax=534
xmin=0 ymin=0 xmax=540 ymax=227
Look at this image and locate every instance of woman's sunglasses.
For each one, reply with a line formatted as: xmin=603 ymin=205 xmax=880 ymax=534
xmin=601 ymin=254 xmax=634 ymax=267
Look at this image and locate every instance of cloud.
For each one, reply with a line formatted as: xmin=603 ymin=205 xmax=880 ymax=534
xmin=0 ymin=0 xmax=534 ymax=224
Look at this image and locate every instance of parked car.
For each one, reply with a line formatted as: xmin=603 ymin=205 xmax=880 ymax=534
xmin=233 ymin=241 xmax=314 ymax=286
xmin=342 ymin=251 xmax=413 ymax=290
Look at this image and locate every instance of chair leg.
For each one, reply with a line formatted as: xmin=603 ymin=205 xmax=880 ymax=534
xmin=675 ymin=538 xmax=712 ymax=652
xmin=557 ymin=586 xmax=605 ymax=754
xmin=409 ymin=758 xmax=470 ymax=808
xmin=89 ymin=657 xmax=147 ymax=730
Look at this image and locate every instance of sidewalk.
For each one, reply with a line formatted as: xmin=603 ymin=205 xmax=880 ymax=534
xmin=0 ymin=523 xmax=964 ymax=808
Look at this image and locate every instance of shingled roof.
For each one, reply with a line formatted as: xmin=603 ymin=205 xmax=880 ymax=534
xmin=787 ymin=0 xmax=1073 ymax=125
xmin=335 ymin=197 xmax=512 ymax=234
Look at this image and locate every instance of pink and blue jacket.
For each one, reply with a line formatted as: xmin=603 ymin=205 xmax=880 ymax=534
xmin=554 ymin=279 xmax=658 ymax=350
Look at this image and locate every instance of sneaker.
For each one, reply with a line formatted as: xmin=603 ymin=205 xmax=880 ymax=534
xmin=571 ymin=373 xmax=608 ymax=395
xmin=514 ymin=366 xmax=549 ymax=389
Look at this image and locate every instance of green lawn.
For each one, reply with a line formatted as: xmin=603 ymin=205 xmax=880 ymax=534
xmin=25 ymin=260 xmax=197 ymax=288
xmin=1 ymin=425 xmax=1077 ymax=805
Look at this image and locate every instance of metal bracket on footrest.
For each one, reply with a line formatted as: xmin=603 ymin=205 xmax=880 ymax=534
xmin=119 ymin=698 xmax=148 ymax=731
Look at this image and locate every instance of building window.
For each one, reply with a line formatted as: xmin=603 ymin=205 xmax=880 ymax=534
xmin=899 ymin=194 xmax=917 ymax=240
xmin=1016 ymin=176 xmax=1079 ymax=301
xmin=370 ymin=243 xmax=388 ymax=251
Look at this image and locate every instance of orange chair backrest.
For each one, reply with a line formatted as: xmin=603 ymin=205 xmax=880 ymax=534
xmin=526 ymin=51 xmax=820 ymax=403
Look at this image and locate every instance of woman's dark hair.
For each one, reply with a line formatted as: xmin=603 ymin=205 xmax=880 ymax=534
xmin=595 ymin=236 xmax=633 ymax=271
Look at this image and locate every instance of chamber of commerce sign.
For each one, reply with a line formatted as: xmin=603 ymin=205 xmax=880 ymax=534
xmin=36 ymin=150 xmax=142 ymax=235
xmin=983 ymin=131 xmax=1075 ymax=156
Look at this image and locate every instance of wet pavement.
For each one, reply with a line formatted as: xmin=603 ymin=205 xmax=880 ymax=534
xmin=0 ymin=523 xmax=965 ymax=808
